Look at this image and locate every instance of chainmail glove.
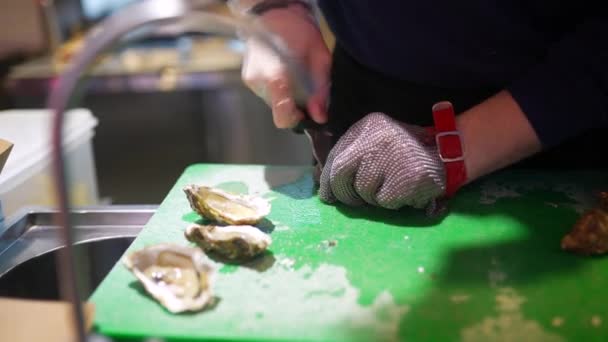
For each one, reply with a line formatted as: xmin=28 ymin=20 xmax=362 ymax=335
xmin=319 ymin=112 xmax=446 ymax=211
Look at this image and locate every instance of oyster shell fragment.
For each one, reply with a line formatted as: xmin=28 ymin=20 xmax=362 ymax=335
xmin=185 ymin=224 xmax=272 ymax=260
xmin=561 ymin=192 xmax=608 ymax=255
xmin=123 ymin=244 xmax=215 ymax=313
xmin=183 ymin=185 xmax=271 ymax=225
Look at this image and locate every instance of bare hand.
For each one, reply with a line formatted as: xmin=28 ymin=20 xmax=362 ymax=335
xmin=242 ymin=5 xmax=331 ymax=128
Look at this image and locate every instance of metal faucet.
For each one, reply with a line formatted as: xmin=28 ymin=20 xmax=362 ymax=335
xmin=47 ymin=0 xmax=317 ymax=340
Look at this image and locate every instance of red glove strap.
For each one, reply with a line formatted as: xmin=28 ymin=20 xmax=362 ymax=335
xmin=431 ymin=101 xmax=466 ymax=197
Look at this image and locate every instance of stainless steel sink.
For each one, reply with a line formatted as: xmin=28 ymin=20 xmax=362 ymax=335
xmin=0 ymin=205 xmax=156 ymax=300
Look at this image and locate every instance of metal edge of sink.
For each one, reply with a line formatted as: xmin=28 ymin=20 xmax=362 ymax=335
xmin=0 ymin=205 xmax=157 ymax=277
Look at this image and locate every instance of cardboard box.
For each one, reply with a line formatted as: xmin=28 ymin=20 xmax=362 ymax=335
xmin=0 ymin=139 xmax=12 ymax=175
xmin=0 ymin=297 xmax=94 ymax=342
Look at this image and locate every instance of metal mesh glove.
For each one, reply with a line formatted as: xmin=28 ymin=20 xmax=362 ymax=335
xmin=319 ymin=112 xmax=446 ymax=211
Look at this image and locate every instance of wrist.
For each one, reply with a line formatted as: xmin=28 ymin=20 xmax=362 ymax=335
xmin=229 ymin=0 xmax=315 ymax=18
xmin=456 ymin=90 xmax=542 ymax=184
xmin=227 ymin=0 xmax=260 ymax=16
xmin=249 ymin=0 xmax=313 ymax=16
xmin=260 ymin=4 xmax=316 ymax=24
xmin=257 ymin=1 xmax=318 ymax=28
xmin=456 ymin=110 xmax=480 ymax=184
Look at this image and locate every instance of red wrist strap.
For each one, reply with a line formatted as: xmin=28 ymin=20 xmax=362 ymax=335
xmin=431 ymin=101 xmax=466 ymax=197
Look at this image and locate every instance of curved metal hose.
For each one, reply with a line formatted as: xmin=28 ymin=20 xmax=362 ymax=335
xmin=48 ymin=0 xmax=313 ymax=340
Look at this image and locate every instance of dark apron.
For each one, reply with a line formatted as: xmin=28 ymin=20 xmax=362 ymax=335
xmin=326 ymin=44 xmax=608 ymax=170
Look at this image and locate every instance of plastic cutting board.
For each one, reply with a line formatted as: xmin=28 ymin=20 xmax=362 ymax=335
xmin=91 ymin=164 xmax=608 ymax=341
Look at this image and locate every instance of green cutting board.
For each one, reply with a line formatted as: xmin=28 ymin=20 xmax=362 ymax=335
xmin=91 ymin=164 xmax=608 ymax=341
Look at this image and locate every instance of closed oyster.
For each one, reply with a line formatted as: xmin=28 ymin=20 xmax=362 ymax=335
xmin=185 ymin=224 xmax=272 ymax=260
xmin=183 ymin=185 xmax=271 ymax=225
xmin=123 ymin=244 xmax=215 ymax=313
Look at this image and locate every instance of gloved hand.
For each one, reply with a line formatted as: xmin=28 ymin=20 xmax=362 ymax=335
xmin=319 ymin=112 xmax=447 ymax=211
xmin=237 ymin=2 xmax=331 ymax=128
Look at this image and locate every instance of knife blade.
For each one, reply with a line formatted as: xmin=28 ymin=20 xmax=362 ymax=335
xmin=293 ymin=106 xmax=333 ymax=169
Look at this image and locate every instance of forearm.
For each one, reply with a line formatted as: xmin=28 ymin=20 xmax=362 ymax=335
xmin=457 ymin=90 xmax=542 ymax=183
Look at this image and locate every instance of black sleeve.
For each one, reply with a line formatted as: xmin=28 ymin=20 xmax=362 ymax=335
xmin=507 ymin=15 xmax=608 ymax=148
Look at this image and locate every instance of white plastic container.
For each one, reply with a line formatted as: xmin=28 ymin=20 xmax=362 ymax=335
xmin=0 ymin=109 xmax=99 ymax=218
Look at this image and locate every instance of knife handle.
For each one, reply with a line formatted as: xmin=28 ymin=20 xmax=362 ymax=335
xmin=291 ymin=105 xmax=328 ymax=133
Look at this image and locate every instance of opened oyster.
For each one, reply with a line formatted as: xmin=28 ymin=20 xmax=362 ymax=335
xmin=185 ymin=224 xmax=272 ymax=260
xmin=183 ymin=185 xmax=271 ymax=225
xmin=123 ymin=244 xmax=215 ymax=313
xmin=562 ymin=192 xmax=608 ymax=255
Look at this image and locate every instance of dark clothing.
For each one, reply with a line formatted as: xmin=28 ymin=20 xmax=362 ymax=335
xmin=326 ymin=45 xmax=498 ymax=137
xmin=0 ymin=54 xmax=24 ymax=110
xmin=319 ymin=0 xmax=608 ymax=149
xmin=327 ymin=44 xmax=608 ymax=169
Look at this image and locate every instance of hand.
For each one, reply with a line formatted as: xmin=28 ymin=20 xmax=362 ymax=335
xmin=241 ymin=4 xmax=331 ymax=128
xmin=319 ymin=112 xmax=446 ymax=210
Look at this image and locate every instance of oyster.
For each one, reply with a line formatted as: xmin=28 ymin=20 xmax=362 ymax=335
xmin=185 ymin=224 xmax=272 ymax=260
xmin=123 ymin=244 xmax=215 ymax=313
xmin=183 ymin=185 xmax=271 ymax=225
xmin=561 ymin=192 xmax=608 ymax=255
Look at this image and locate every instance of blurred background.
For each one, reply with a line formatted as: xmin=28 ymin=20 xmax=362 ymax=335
xmin=0 ymin=0 xmax=328 ymax=216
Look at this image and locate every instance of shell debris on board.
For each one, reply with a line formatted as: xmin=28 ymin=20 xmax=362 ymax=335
xmin=561 ymin=192 xmax=608 ymax=255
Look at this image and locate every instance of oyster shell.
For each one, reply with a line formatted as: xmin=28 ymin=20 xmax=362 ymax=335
xmin=561 ymin=191 xmax=608 ymax=255
xmin=123 ymin=244 xmax=215 ymax=313
xmin=185 ymin=224 xmax=272 ymax=260
xmin=183 ymin=185 xmax=271 ymax=225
